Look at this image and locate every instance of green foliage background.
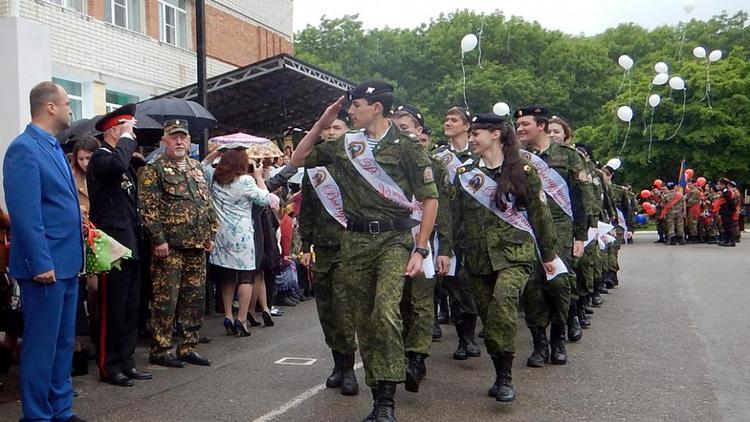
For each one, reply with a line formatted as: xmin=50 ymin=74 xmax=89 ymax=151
xmin=294 ymin=10 xmax=750 ymax=189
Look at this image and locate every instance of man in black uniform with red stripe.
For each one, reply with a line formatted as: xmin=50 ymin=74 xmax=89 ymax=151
xmin=88 ymin=104 xmax=151 ymax=386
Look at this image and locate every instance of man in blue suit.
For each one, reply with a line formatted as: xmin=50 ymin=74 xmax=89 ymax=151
xmin=3 ymin=81 xmax=87 ymax=422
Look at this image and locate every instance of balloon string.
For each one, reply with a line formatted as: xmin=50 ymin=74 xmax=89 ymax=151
xmin=461 ymin=53 xmax=469 ymax=110
xmin=677 ymin=27 xmax=687 ymax=63
xmin=617 ymin=120 xmax=632 ymax=157
xmin=703 ymin=62 xmax=712 ymax=108
xmin=614 ymin=70 xmax=629 ymax=98
xmin=666 ymin=89 xmax=687 ymax=140
xmin=477 ymin=15 xmax=485 ymax=69
xmin=647 ymin=108 xmax=655 ymax=163
xmin=642 ymin=86 xmax=653 ymax=132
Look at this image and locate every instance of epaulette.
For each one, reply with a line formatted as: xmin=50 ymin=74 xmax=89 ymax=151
xmin=432 ymin=144 xmax=449 ymax=154
xmin=560 ymin=144 xmax=578 ymax=153
xmin=456 ymin=162 xmax=476 ymax=175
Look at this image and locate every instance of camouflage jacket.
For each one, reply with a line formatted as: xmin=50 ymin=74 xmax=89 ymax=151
xmin=610 ymin=184 xmax=636 ymax=227
xmin=660 ymin=190 xmax=686 ymax=217
xmin=451 ymin=159 xmax=557 ymax=275
xmin=429 ymin=155 xmax=453 ymax=257
xmin=299 ymin=163 xmax=344 ymax=253
xmin=139 ymin=155 xmax=219 ymax=249
xmin=526 ymin=142 xmax=593 ymax=241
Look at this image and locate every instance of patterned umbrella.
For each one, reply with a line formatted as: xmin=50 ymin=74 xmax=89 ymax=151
xmin=209 ymin=132 xmax=283 ymax=159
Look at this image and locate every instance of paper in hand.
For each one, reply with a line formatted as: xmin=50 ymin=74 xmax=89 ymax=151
xmin=545 ymin=256 xmax=568 ymax=281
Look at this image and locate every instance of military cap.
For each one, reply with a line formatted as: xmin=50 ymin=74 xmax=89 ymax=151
xmin=447 ymin=106 xmax=472 ymax=123
xmin=422 ymin=125 xmax=433 ymax=136
xmin=394 ymin=104 xmax=425 ymax=127
xmin=666 ymin=181 xmax=676 ymax=189
xmin=335 ymin=108 xmax=351 ymax=124
xmin=347 ymin=79 xmax=393 ymax=102
xmin=96 ymin=103 xmax=137 ymax=132
xmin=730 ymin=180 xmax=737 ymax=187
xmin=163 ymin=118 xmax=189 ymax=135
xmin=514 ymin=104 xmax=550 ymax=119
xmin=470 ymin=113 xmax=507 ymax=128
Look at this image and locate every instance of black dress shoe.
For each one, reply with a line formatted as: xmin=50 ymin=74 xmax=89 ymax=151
xmin=179 ymin=351 xmax=211 ymax=366
xmin=149 ymin=354 xmax=186 ymax=368
xmin=123 ymin=368 xmax=153 ymax=380
xmin=101 ymin=373 xmax=134 ymax=387
xmin=65 ymin=416 xmax=89 ymax=422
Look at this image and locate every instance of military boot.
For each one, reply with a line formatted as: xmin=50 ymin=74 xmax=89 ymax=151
xmin=611 ymin=271 xmax=619 ymax=287
xmin=549 ymin=324 xmax=568 ymax=365
xmin=463 ymin=314 xmax=481 ymax=358
xmin=432 ymin=319 xmax=442 ymax=342
xmin=582 ymin=295 xmax=594 ymax=314
xmin=495 ymin=353 xmax=516 ymax=402
xmin=591 ymin=292 xmax=604 ymax=307
xmin=677 ymin=236 xmax=686 ymax=245
xmin=339 ymin=353 xmax=359 ymax=396
xmin=566 ymin=303 xmax=582 ymax=342
xmin=604 ymin=272 xmax=614 ymax=289
xmin=326 ymin=350 xmax=344 ymax=388
xmin=452 ymin=321 xmax=468 ymax=360
xmin=668 ymin=236 xmax=676 ymax=245
xmin=436 ymin=297 xmax=450 ymax=325
xmin=362 ymin=387 xmax=379 ymax=422
xmin=577 ymin=298 xmax=591 ymax=328
xmin=404 ymin=352 xmax=427 ymax=393
xmin=526 ymin=326 xmax=549 ymax=368
xmin=371 ymin=381 xmax=397 ymax=422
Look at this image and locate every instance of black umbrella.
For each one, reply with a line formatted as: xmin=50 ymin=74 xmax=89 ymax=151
xmin=56 ymin=118 xmax=100 ymax=144
xmin=137 ymin=98 xmax=217 ymax=132
xmin=59 ymin=114 xmax=164 ymax=152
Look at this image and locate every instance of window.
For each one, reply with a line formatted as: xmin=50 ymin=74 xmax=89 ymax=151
xmin=105 ymin=90 xmax=139 ymax=113
xmin=105 ymin=0 xmax=141 ymax=32
xmin=159 ymin=0 xmax=188 ymax=49
xmin=46 ymin=0 xmax=85 ymax=13
xmin=52 ymin=78 xmax=83 ymax=121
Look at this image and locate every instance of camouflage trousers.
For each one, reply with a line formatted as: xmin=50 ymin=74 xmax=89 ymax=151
xmin=341 ymin=230 xmax=412 ymax=387
xmin=605 ymin=228 xmax=624 ymax=273
xmin=522 ymin=234 xmax=572 ymax=328
xmin=313 ymin=247 xmax=357 ymax=355
xmin=575 ymin=241 xmax=598 ymax=296
xmin=400 ymin=274 xmax=436 ymax=355
xmin=471 ymin=266 xmax=530 ymax=355
xmin=150 ymin=248 xmax=206 ymax=358
xmin=686 ymin=214 xmax=699 ymax=237
xmin=666 ymin=213 xmax=685 ymax=238
xmin=442 ymin=255 xmax=478 ymax=323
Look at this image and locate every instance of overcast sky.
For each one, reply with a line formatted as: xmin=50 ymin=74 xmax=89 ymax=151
xmin=293 ymin=0 xmax=747 ymax=35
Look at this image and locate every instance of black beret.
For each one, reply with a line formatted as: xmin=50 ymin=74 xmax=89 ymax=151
xmin=447 ymin=106 xmax=471 ymax=123
xmin=95 ymin=103 xmax=137 ymax=131
xmin=514 ymin=105 xmax=550 ymax=119
xmin=394 ymin=104 xmax=425 ymax=127
xmin=666 ymin=181 xmax=676 ymax=189
xmin=470 ymin=113 xmax=507 ymax=127
xmin=422 ymin=125 xmax=432 ymax=136
xmin=347 ymin=79 xmax=394 ymax=102
xmin=336 ymin=108 xmax=350 ymax=124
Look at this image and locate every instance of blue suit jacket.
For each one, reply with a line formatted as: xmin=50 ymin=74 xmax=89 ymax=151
xmin=3 ymin=124 xmax=84 ymax=280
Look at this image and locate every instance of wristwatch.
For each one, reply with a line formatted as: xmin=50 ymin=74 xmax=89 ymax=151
xmin=414 ymin=247 xmax=429 ymax=258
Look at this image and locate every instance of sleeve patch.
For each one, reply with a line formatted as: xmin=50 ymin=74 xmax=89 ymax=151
xmin=423 ymin=167 xmax=434 ymax=183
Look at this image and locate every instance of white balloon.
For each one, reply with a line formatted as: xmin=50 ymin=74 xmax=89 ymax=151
xmin=654 ymin=62 xmax=669 ymax=74
xmin=648 ymin=94 xmax=661 ymax=108
xmin=617 ymin=106 xmax=634 ymax=122
xmin=652 ymin=73 xmax=669 ymax=86
xmin=606 ymin=158 xmax=622 ymax=171
xmin=669 ymin=76 xmax=685 ymax=90
xmin=461 ymin=34 xmax=478 ymax=53
xmin=618 ymin=55 xmax=634 ymax=71
xmin=709 ymin=49 xmax=723 ymax=62
xmin=684 ymin=1 xmax=695 ymax=13
xmin=692 ymin=47 xmax=706 ymax=59
xmin=492 ymin=102 xmax=510 ymax=116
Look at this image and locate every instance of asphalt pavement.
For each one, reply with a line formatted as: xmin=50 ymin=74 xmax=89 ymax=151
xmin=1 ymin=232 xmax=749 ymax=421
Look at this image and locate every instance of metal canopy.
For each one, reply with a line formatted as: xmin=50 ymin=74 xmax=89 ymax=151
xmin=153 ymin=54 xmax=355 ymax=138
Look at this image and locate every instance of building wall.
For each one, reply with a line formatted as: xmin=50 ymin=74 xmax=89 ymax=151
xmin=209 ymin=0 xmax=293 ymax=38
xmin=0 ymin=1 xmax=9 ymax=15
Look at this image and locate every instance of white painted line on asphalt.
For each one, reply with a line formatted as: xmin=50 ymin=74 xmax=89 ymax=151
xmin=252 ymin=362 xmax=364 ymax=422
xmin=275 ymin=357 xmax=318 ymax=366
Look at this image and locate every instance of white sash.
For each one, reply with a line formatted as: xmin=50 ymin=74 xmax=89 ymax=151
xmin=433 ymin=148 xmax=465 ymax=184
xmin=344 ymin=132 xmax=435 ymax=278
xmin=307 ymin=167 xmax=347 ymax=228
xmin=616 ymin=208 xmax=629 ymax=234
xmin=521 ymin=150 xmax=573 ymax=218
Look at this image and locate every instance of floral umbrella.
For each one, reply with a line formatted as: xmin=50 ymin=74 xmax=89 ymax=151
xmin=209 ymin=132 xmax=283 ymax=160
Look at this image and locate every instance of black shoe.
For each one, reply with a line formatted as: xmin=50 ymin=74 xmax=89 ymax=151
xmin=720 ymin=241 xmax=736 ymax=247
xmin=611 ymin=271 xmax=619 ymax=287
xmin=123 ymin=368 xmax=153 ymax=380
xmin=247 ymin=313 xmax=262 ymax=327
xmin=362 ymin=388 xmax=379 ymax=422
xmin=492 ymin=353 xmax=516 ymax=402
xmin=223 ymin=317 xmax=237 ymax=335
xmin=591 ymin=293 xmax=603 ymax=307
xmin=65 ymin=416 xmax=89 ymax=422
xmin=371 ymin=381 xmax=396 ymax=422
xmin=597 ymin=284 xmax=609 ymax=294
xmin=567 ymin=303 xmax=582 ymax=341
xmin=178 ymin=351 xmax=211 ymax=366
xmin=526 ymin=326 xmax=548 ymax=368
xmin=549 ymin=324 xmax=567 ymax=365
xmin=0 ymin=346 xmax=12 ymax=374
xmin=278 ymin=295 xmax=298 ymax=306
xmin=654 ymin=238 xmax=665 ymax=243
xmin=235 ymin=320 xmax=251 ymax=337
xmin=149 ymin=354 xmax=186 ymax=368
xmin=405 ymin=352 xmax=427 ymax=393
xmin=101 ymin=372 xmax=134 ymax=387
xmin=577 ymin=299 xmax=591 ymax=329
xmin=262 ymin=311 xmax=275 ymax=327
xmin=326 ymin=351 xmax=343 ymax=388
xmin=668 ymin=236 xmax=676 ymax=245
xmin=199 ymin=335 xmax=211 ymax=344
xmin=339 ymin=353 xmax=359 ymax=396
xmin=582 ymin=296 xmax=594 ymax=314
xmin=436 ymin=297 xmax=450 ymax=324
xmin=72 ymin=349 xmax=89 ymax=377
xmin=463 ymin=314 xmax=481 ymax=358
xmin=432 ymin=319 xmax=442 ymax=341
xmin=452 ymin=322 xmax=468 ymax=360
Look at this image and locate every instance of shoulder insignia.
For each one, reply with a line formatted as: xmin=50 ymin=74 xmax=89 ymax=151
xmin=523 ymin=164 xmax=532 ymax=174
xmin=593 ymin=177 xmax=601 ymax=186
xmin=456 ymin=163 xmax=475 ymax=175
xmin=577 ymin=170 xmax=590 ymax=182
xmin=423 ymin=167 xmax=434 ymax=183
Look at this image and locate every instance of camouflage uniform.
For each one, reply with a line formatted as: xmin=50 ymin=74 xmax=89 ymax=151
xmin=521 ymin=142 xmax=592 ymax=329
xmin=685 ymin=186 xmax=702 ymax=238
xmin=304 ymin=124 xmax=438 ymax=387
xmin=299 ymin=167 xmax=356 ymax=357
xmin=401 ymin=156 xmax=452 ymax=355
xmin=139 ymin=155 xmax=218 ymax=359
xmin=451 ymin=160 xmax=557 ymax=355
xmin=660 ymin=189 xmax=685 ymax=242
xmin=606 ymin=184 xmax=633 ymax=275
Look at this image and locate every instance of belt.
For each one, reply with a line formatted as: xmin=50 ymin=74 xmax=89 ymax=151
xmin=346 ymin=218 xmax=417 ymax=235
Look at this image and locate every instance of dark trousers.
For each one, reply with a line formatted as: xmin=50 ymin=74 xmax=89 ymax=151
xmin=19 ymin=277 xmax=78 ymax=422
xmin=97 ymin=259 xmax=141 ymax=377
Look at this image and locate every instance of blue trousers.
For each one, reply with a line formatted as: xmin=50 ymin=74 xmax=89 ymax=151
xmin=18 ymin=277 xmax=78 ymax=422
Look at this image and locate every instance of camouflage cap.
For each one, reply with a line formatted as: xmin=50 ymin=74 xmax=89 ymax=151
xmin=164 ymin=119 xmax=189 ymax=135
